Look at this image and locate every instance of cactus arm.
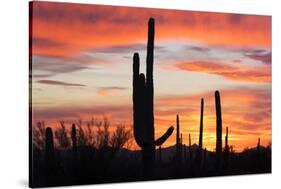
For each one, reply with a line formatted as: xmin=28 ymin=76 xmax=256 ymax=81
xmin=154 ymin=126 xmax=174 ymax=146
xmin=133 ymin=53 xmax=146 ymax=147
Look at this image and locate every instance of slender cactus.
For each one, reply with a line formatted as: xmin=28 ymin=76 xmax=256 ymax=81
xmin=197 ymin=98 xmax=204 ymax=166
xmin=199 ymin=98 xmax=204 ymax=149
xmin=215 ymin=90 xmax=222 ymax=170
xmin=132 ymin=18 xmax=174 ymax=178
xmin=176 ymin=115 xmax=180 ymax=146
xmin=176 ymin=115 xmax=182 ymax=165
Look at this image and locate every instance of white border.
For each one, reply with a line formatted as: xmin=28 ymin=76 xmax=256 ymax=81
xmin=0 ymin=0 xmax=280 ymax=188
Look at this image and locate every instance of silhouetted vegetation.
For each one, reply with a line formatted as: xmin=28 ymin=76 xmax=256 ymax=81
xmin=30 ymin=18 xmax=271 ymax=188
xmin=132 ymin=18 xmax=174 ymax=178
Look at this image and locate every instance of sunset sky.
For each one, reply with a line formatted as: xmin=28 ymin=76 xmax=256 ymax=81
xmin=30 ymin=2 xmax=271 ymax=152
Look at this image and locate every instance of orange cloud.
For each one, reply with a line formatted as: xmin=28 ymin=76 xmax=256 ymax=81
xmin=30 ymin=2 xmax=271 ymax=58
xmin=176 ymin=61 xmax=271 ymax=83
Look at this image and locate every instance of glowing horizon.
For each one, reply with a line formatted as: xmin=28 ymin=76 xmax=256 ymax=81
xmin=30 ymin=2 xmax=272 ymax=152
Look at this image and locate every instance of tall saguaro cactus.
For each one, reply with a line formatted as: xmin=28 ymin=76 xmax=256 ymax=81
xmin=199 ymin=98 xmax=204 ymax=149
xmin=197 ymin=98 xmax=204 ymax=165
xmin=215 ymin=90 xmax=222 ymax=170
xmin=132 ymin=18 xmax=174 ymax=178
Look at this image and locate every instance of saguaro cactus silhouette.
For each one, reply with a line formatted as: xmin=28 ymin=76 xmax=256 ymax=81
xmin=45 ymin=127 xmax=55 ymax=176
xmin=215 ymin=90 xmax=222 ymax=170
xmin=197 ymin=98 xmax=204 ymax=165
xmin=199 ymin=98 xmax=204 ymax=150
xmin=132 ymin=18 xmax=174 ymax=177
xmin=176 ymin=115 xmax=182 ymax=164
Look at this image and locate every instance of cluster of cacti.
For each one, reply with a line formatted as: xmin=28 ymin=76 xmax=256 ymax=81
xmin=132 ymin=17 xmax=174 ymax=177
xmin=215 ymin=90 xmax=222 ymax=170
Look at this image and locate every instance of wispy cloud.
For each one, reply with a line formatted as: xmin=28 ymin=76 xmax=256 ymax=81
xmin=96 ymin=86 xmax=127 ymax=96
xmin=246 ymin=52 xmax=272 ymax=65
xmin=37 ymin=80 xmax=86 ymax=87
xmin=176 ymin=61 xmax=271 ymax=83
xmin=32 ymin=37 xmax=66 ymax=48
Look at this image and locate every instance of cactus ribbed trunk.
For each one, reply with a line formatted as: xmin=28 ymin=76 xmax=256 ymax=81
xmin=215 ymin=90 xmax=222 ymax=170
xmin=132 ymin=18 xmax=174 ymax=179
